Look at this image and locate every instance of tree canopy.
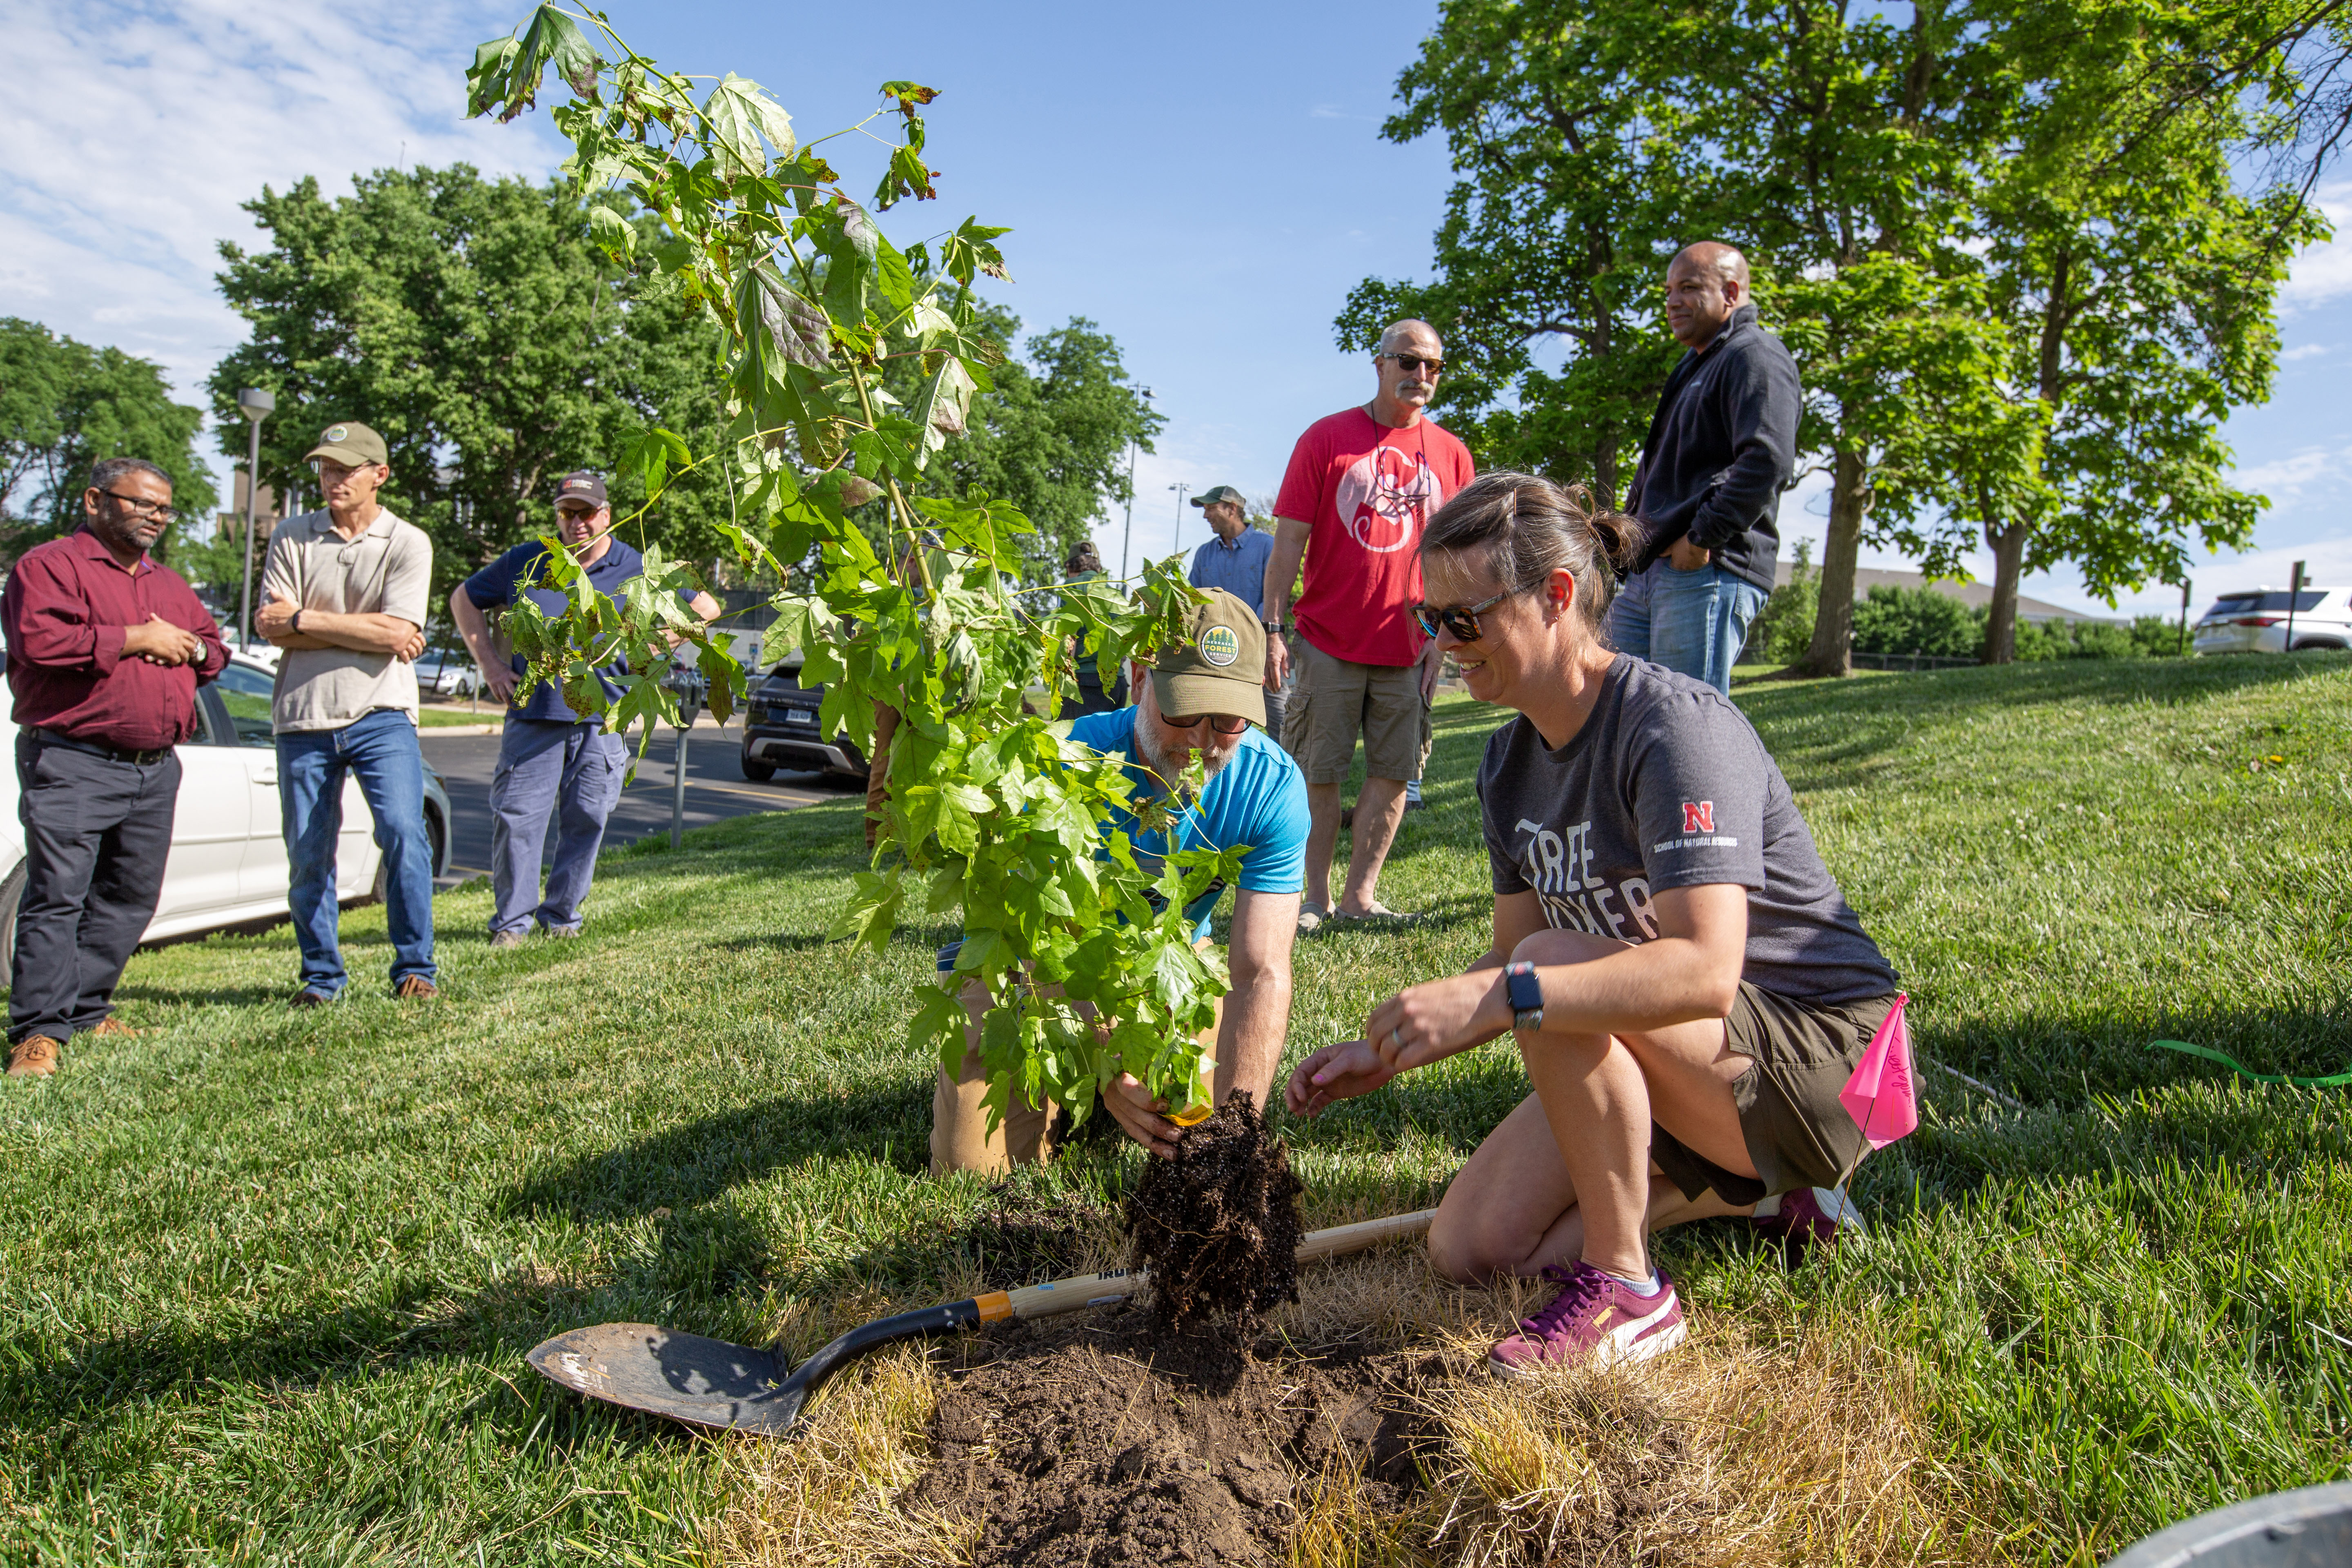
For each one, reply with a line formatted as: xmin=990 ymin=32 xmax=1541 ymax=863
xmin=0 ymin=318 xmax=218 ymax=565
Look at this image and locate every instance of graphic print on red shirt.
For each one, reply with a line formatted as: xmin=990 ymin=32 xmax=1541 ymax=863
xmin=1275 ymin=408 xmax=1476 ymax=668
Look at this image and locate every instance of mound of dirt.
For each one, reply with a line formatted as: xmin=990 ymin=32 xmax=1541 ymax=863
xmin=1125 ymin=1092 xmax=1302 ymax=1332
xmin=904 ymin=1309 xmax=1431 ymax=1568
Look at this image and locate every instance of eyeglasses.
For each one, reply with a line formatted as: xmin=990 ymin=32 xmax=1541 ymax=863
xmin=1381 ymin=353 xmax=1445 ymax=377
xmin=98 ymin=490 xmax=176 ymax=523
xmin=555 ymin=506 xmax=603 ymax=521
xmin=1161 ymin=712 xmax=1251 ymax=737
xmin=1413 ymin=587 xmax=1520 ymax=643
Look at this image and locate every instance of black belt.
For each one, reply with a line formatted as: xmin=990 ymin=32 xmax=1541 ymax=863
xmin=27 ymin=728 xmax=173 ymax=766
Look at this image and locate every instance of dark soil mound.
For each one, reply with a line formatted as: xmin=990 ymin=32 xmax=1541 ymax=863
xmin=1125 ymin=1092 xmax=1302 ymax=1332
xmin=904 ymin=1309 xmax=1431 ymax=1568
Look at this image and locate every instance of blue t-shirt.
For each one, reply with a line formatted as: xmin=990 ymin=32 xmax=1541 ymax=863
xmin=1066 ymin=706 xmax=1309 ymax=940
xmin=1187 ymin=529 xmax=1275 ymax=619
xmin=462 ymin=538 xmax=687 ymax=724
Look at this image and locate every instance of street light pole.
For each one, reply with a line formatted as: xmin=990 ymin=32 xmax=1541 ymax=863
xmin=1169 ymin=482 xmax=1189 ymax=561
xmin=1120 ymin=386 xmax=1152 ymax=581
xmin=234 ymin=388 xmax=275 ymax=651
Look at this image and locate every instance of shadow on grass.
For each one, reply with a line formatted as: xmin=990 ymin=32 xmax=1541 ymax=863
xmin=505 ymin=1080 xmax=935 ymax=1221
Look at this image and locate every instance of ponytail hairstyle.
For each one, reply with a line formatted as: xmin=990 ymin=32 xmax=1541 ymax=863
xmin=1419 ymin=472 xmax=1647 ymax=637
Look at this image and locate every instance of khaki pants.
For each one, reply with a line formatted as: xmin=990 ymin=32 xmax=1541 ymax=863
xmin=931 ymin=964 xmax=1226 ymax=1176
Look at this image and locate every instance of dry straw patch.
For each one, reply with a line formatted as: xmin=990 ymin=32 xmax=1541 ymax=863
xmin=713 ymin=1245 xmax=1992 ymax=1568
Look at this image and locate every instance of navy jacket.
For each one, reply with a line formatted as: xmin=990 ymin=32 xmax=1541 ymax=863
xmin=1623 ymin=302 xmax=1800 ymax=593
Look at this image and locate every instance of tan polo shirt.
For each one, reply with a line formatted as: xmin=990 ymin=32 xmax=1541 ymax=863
xmin=260 ymin=507 xmax=434 ymax=733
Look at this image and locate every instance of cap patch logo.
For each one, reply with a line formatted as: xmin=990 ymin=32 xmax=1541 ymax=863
xmin=325 ymin=424 xmax=350 ymax=442
xmin=1199 ymin=624 xmax=1241 ymax=667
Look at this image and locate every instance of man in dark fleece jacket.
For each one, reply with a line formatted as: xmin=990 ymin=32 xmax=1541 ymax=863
xmin=1611 ymin=241 xmax=1800 ymax=693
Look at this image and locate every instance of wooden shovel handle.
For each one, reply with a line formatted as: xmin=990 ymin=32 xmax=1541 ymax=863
xmin=977 ymin=1207 xmax=1440 ymax=1324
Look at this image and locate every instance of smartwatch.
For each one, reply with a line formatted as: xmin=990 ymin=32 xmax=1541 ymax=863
xmin=1262 ymin=620 xmax=1289 ymax=635
xmin=1505 ymin=961 xmax=1544 ymax=1033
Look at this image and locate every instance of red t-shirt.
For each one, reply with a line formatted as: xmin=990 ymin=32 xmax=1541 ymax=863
xmin=1274 ymin=408 xmax=1476 ymax=668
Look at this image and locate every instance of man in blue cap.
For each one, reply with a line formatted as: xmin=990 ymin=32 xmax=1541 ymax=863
xmin=448 ymin=472 xmax=719 ymax=944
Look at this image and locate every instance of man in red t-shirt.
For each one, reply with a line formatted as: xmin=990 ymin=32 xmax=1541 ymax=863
xmin=1262 ymin=320 xmax=1475 ymax=930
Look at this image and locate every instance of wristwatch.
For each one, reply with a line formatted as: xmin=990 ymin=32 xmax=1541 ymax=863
xmin=1505 ymin=961 xmax=1544 ymax=1033
xmin=1262 ymin=620 xmax=1290 ymax=635
xmin=291 ymin=608 xmax=304 ymax=634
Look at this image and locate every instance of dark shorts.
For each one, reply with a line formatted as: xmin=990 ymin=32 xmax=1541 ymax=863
xmin=1650 ymin=984 xmax=1900 ymax=1206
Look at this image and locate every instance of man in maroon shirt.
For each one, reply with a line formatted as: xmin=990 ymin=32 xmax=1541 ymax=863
xmin=2 ymin=458 xmax=226 ymax=1077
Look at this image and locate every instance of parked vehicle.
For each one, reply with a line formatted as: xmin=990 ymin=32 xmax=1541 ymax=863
xmin=2192 ymin=587 xmax=2351 ymax=654
xmin=412 ymin=653 xmax=485 ymax=698
xmin=0 ymin=656 xmax=456 ymax=963
xmin=739 ymin=655 xmax=869 ymax=782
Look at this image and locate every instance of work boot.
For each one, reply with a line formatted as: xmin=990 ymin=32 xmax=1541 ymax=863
xmin=488 ymin=929 xmax=526 ymax=950
xmin=90 ymin=1016 xmax=140 ymax=1038
xmin=394 ymin=976 xmax=439 ymax=1001
xmin=7 ymin=1036 xmax=61 ymax=1078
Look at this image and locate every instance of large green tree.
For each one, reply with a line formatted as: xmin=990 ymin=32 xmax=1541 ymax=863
xmin=206 ymin=166 xmax=730 ymax=604
xmin=0 ymin=318 xmax=218 ymax=565
xmin=1937 ymin=0 xmax=2325 ymax=662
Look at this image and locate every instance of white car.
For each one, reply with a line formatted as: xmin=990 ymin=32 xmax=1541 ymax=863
xmin=0 ymin=656 xmax=454 ymax=964
xmin=2193 ymin=587 xmax=2351 ymax=654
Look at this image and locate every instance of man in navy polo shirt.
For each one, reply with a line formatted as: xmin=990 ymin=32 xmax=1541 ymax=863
xmin=449 ymin=472 xmax=719 ymax=945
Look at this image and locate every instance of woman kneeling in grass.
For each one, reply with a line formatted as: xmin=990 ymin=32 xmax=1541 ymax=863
xmin=1284 ymin=472 xmax=1902 ymax=1377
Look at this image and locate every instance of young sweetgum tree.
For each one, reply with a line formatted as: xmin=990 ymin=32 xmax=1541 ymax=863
xmin=467 ymin=6 xmax=1238 ymax=1136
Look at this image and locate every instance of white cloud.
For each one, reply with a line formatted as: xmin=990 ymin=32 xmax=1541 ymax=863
xmin=0 ymin=0 xmax=564 ymax=431
xmin=2279 ymin=182 xmax=2352 ymax=310
xmin=2280 ymin=343 xmax=2331 ymax=361
xmin=2229 ymin=444 xmax=2345 ymax=503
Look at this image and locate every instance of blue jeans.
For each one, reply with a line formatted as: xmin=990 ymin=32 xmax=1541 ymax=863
xmin=1608 ymin=561 xmax=1769 ymax=694
xmin=277 ymin=708 xmax=438 ymax=997
xmin=490 ymin=719 xmax=626 ymax=935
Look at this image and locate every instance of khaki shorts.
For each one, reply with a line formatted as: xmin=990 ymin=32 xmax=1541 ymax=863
xmin=931 ymin=945 xmax=1225 ymax=1176
xmin=1650 ymin=985 xmax=1900 ymax=1205
xmin=1283 ymin=637 xmax=1432 ymax=786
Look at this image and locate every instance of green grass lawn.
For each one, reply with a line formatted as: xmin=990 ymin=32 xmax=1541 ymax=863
xmin=4 ymin=655 xmax=2348 ymax=1564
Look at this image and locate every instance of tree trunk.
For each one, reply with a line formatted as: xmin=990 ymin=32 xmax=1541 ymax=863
xmin=1791 ymin=445 xmax=1867 ymax=677
xmin=1982 ymin=520 xmax=2027 ymax=663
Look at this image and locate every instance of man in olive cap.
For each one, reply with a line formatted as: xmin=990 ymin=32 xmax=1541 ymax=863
xmin=929 ymin=588 xmax=1310 ymax=1173
xmin=255 ymin=421 xmax=439 ymax=1004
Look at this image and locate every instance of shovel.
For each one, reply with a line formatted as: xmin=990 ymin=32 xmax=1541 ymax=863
xmin=526 ymin=1207 xmax=1437 ymax=1436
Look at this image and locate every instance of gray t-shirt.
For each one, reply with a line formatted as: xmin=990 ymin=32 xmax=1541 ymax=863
xmin=261 ymin=507 xmax=434 ymax=733
xmin=1479 ymin=655 xmax=1897 ymax=1006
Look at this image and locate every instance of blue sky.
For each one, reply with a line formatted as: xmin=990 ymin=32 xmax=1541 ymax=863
xmin=4 ymin=0 xmax=2345 ymax=616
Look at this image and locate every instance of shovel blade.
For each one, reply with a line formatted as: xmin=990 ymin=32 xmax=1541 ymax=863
xmin=526 ymin=1323 xmax=807 ymax=1435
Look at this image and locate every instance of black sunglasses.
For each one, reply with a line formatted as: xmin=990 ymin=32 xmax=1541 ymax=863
xmin=1161 ymin=712 xmax=1251 ymax=737
xmin=1413 ymin=588 xmax=1521 ymax=643
xmin=1381 ymin=352 xmax=1445 ymax=376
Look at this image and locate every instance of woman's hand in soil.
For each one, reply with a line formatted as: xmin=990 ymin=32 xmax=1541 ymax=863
xmin=1285 ymin=1039 xmax=1397 ymax=1117
xmin=1365 ymin=971 xmax=1510 ymax=1069
xmin=1102 ymin=1073 xmax=1181 ymax=1159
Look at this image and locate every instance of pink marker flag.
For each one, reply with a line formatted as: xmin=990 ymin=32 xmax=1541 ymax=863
xmin=1839 ymin=993 xmax=1918 ymax=1150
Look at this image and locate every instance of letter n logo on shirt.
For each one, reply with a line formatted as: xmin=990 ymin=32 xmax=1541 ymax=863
xmin=1682 ymin=801 xmax=1714 ymax=834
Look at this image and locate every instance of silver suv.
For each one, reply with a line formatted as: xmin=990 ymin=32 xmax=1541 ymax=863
xmin=2193 ymin=587 xmax=2350 ymax=654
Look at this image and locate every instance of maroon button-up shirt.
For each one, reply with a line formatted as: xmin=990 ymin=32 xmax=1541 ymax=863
xmin=1 ymin=528 xmax=229 ymax=751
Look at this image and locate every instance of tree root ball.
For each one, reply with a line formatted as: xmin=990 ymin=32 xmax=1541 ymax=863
xmin=1125 ymin=1091 xmax=1303 ymax=1332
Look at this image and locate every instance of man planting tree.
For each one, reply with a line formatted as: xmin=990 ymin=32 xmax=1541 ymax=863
xmin=932 ymin=589 xmax=1310 ymax=1174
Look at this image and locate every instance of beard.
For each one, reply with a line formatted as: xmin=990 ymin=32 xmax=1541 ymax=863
xmin=1134 ymin=713 xmax=1231 ymax=797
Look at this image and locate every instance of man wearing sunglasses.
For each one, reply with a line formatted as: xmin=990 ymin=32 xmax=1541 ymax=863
xmin=1612 ymin=242 xmax=1800 ymax=693
xmin=2 ymin=459 xmax=227 ymax=1077
xmin=256 ymin=421 xmax=438 ymax=1005
xmin=1263 ymin=319 xmax=1475 ymax=933
xmin=931 ymin=589 xmax=1309 ymax=1172
xmin=450 ymin=471 xmax=721 ymax=947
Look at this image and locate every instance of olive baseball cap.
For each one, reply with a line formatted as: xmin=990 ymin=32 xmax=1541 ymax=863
xmin=1190 ymin=485 xmax=1246 ymax=509
xmin=1150 ymin=588 xmax=1267 ymax=726
xmin=554 ymin=471 xmax=609 ymax=508
xmin=304 ymin=421 xmax=389 ymax=468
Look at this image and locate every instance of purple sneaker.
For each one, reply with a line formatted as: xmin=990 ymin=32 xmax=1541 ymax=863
xmin=1488 ymin=1261 xmax=1687 ymax=1379
xmin=1751 ymin=1186 xmax=1866 ymax=1247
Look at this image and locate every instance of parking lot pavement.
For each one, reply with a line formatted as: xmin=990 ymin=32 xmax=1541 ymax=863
xmin=420 ymin=727 xmax=857 ymax=883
